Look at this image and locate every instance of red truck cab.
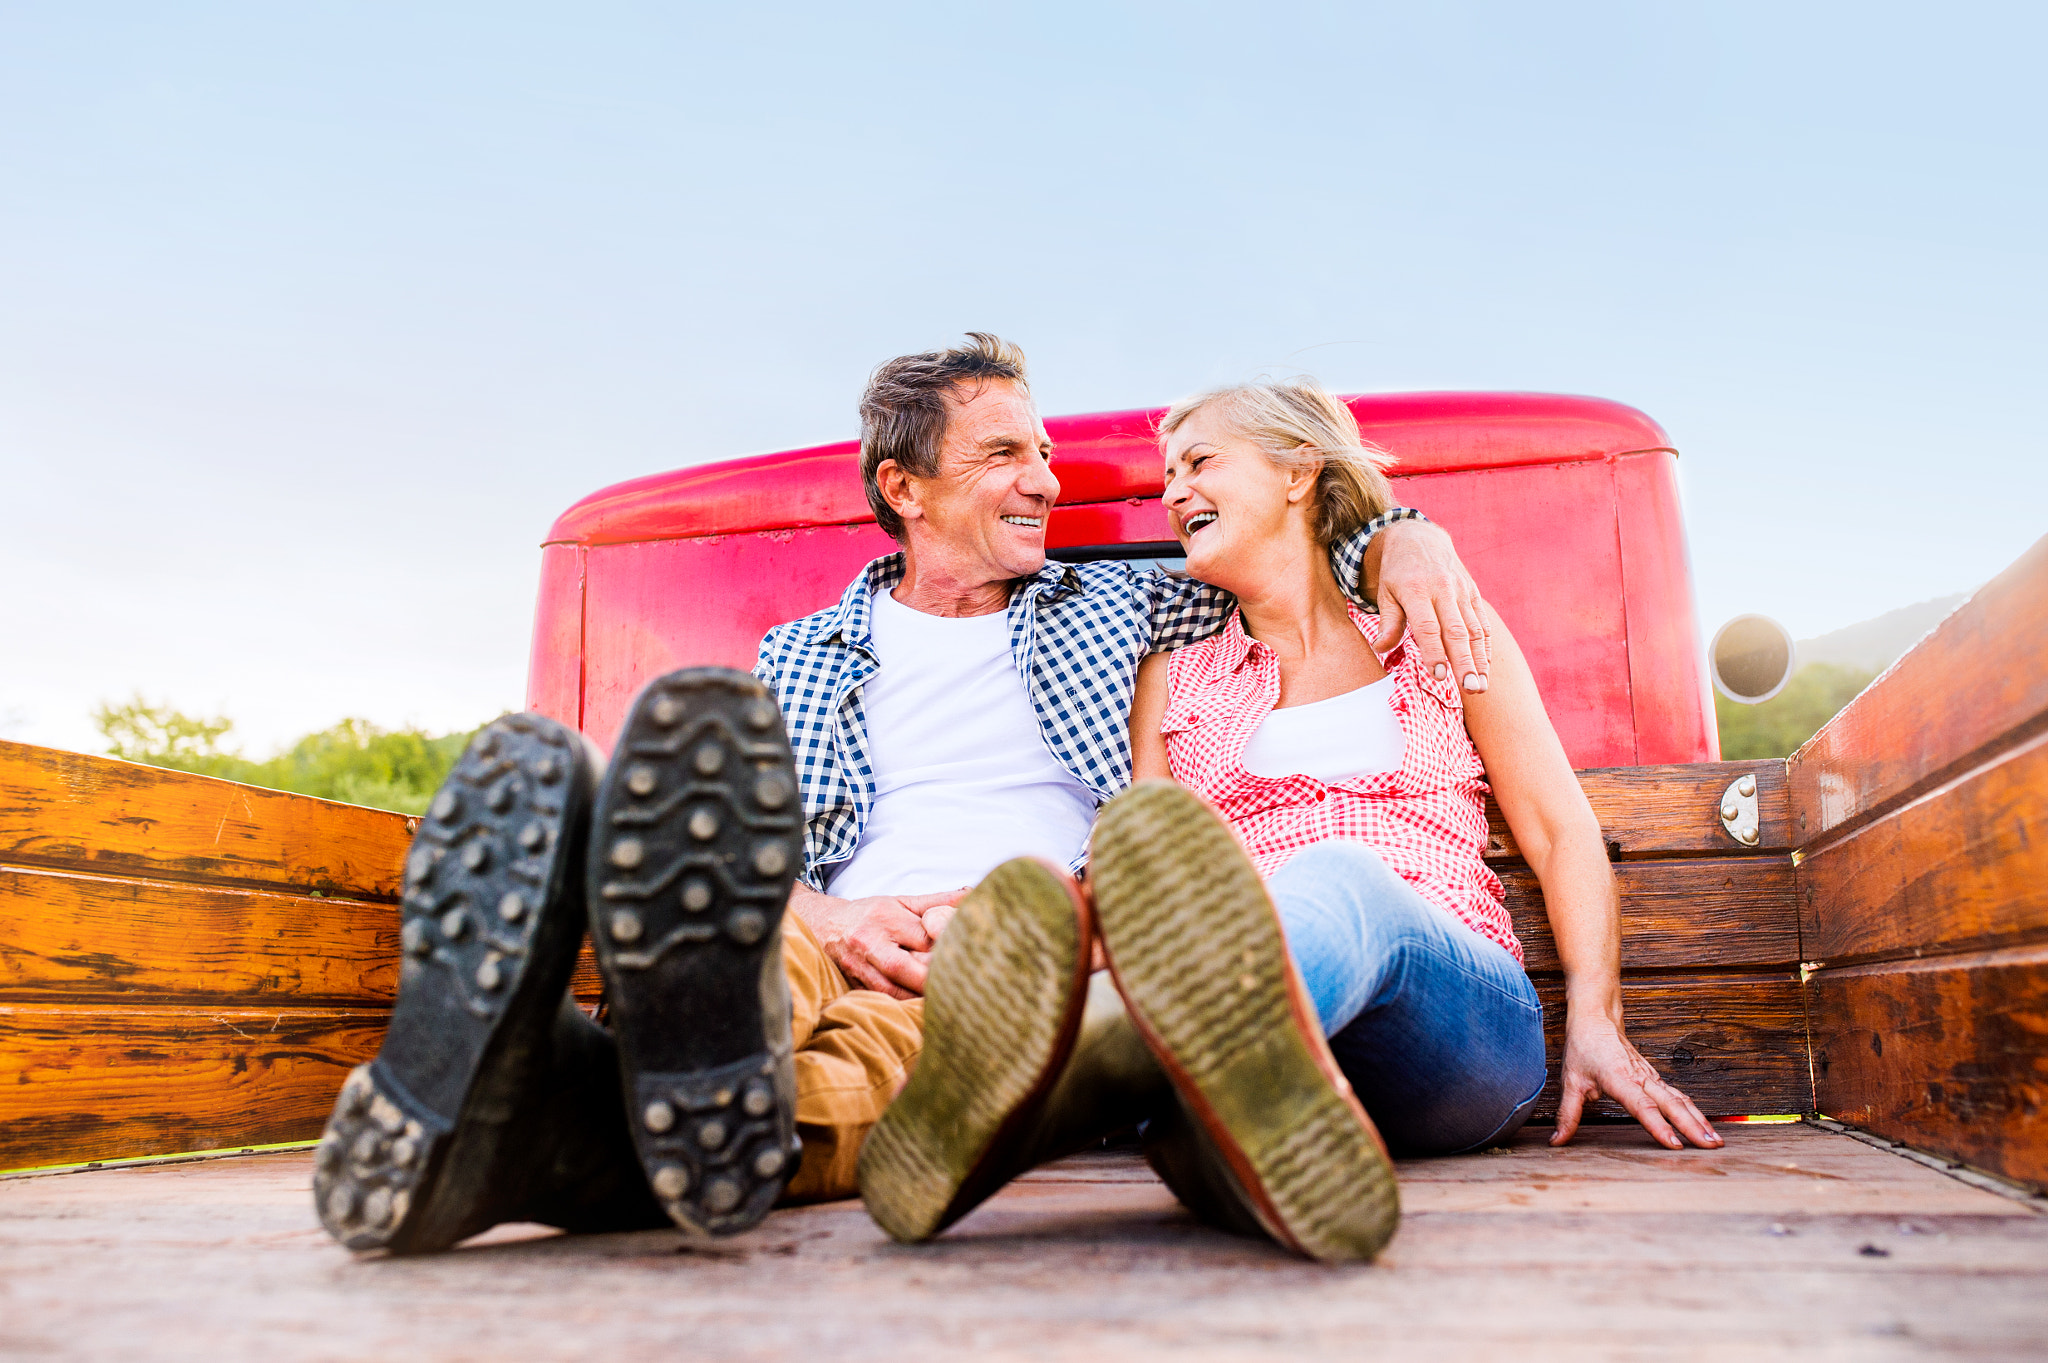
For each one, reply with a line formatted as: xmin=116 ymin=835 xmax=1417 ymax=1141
xmin=527 ymin=391 xmax=1718 ymax=767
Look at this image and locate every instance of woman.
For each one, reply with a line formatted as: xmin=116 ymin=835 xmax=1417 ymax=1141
xmin=1121 ymin=377 xmax=1719 ymax=1166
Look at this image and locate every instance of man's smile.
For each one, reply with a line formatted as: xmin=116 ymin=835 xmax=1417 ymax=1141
xmin=999 ymin=515 xmax=1044 ymax=529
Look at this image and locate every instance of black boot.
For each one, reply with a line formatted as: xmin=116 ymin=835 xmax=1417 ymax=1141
xmin=503 ymin=998 xmax=670 ymax=1235
xmin=587 ymin=668 xmax=805 ymax=1236
xmin=315 ymin=713 xmax=613 ymax=1253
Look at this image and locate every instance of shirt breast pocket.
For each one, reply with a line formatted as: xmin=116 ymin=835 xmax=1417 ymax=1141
xmin=1157 ymin=701 xmax=1211 ymax=742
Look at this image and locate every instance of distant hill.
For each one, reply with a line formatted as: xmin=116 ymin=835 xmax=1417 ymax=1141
xmin=1796 ymin=592 xmax=1971 ymax=674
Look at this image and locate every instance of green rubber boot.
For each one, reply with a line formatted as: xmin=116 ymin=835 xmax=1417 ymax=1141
xmin=858 ymin=857 xmax=1165 ymax=1242
xmin=1091 ymin=780 xmax=1401 ymax=1263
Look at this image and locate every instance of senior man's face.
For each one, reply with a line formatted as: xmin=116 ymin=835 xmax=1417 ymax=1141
xmin=910 ymin=379 xmax=1059 ymax=582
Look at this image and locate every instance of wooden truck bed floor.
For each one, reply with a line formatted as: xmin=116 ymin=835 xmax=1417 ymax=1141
xmin=6 ymin=1124 xmax=2045 ymax=1362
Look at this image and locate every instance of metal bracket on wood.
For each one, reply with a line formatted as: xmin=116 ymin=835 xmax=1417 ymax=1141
xmin=1719 ymin=773 xmax=1760 ymax=846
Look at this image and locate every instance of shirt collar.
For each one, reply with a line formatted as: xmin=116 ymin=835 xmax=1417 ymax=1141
xmin=797 ymin=553 xmax=906 ymax=650
xmin=1216 ymin=610 xmax=1259 ymax=672
xmin=1020 ymin=557 xmax=1083 ymax=602
xmin=1221 ymin=600 xmax=1385 ymax=673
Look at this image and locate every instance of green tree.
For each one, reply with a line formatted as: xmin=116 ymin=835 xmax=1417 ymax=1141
xmin=93 ymin=697 xmax=490 ymax=816
xmin=1715 ymin=662 xmax=1877 ymax=760
xmin=93 ymin=697 xmax=260 ymax=782
xmin=249 ymin=718 xmax=483 ymax=814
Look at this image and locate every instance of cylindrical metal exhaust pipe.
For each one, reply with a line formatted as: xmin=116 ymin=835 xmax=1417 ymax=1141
xmin=1710 ymin=614 xmax=1797 ymax=705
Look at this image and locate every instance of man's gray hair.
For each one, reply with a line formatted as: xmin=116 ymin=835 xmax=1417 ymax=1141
xmin=858 ymin=333 xmax=1030 ymax=540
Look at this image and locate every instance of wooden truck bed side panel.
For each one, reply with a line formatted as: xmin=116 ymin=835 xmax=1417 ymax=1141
xmin=1795 ymin=533 xmax=2048 ymax=1190
xmin=1790 ymin=534 xmax=2048 ymax=839
xmin=1 ymin=739 xmax=1787 ymax=1172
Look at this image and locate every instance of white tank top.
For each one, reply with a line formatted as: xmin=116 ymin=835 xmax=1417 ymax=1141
xmin=1240 ymin=675 xmax=1405 ymax=783
xmin=824 ymin=589 xmax=1098 ymax=900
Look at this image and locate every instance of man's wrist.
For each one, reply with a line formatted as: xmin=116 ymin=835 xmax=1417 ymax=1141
xmin=1368 ymin=507 xmax=1430 ymax=535
xmin=1342 ymin=508 xmax=1430 ymax=604
xmin=787 ymin=881 xmax=834 ymax=929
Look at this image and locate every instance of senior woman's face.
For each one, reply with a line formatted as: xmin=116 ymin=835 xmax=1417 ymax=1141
xmin=1161 ymin=408 xmax=1302 ymax=586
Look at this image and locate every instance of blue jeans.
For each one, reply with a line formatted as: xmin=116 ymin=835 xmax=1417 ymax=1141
xmin=1270 ymin=841 xmax=1547 ymax=1155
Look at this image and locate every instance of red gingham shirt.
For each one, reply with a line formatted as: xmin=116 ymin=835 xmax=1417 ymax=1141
xmin=1160 ymin=603 xmax=1521 ymax=964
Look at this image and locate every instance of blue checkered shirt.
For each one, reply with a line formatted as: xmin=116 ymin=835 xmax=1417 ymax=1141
xmin=752 ymin=509 xmax=1425 ymax=890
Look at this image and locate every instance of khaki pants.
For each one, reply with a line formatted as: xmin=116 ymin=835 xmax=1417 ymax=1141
xmin=777 ymin=913 xmax=925 ymax=1203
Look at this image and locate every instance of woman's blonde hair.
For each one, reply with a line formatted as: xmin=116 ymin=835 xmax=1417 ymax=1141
xmin=1157 ymin=377 xmax=1394 ymax=547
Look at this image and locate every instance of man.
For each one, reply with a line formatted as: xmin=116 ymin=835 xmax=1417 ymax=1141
xmin=311 ymin=333 xmax=1490 ymax=1253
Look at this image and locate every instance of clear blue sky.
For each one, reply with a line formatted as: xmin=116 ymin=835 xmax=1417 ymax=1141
xmin=3 ymin=2 xmax=2042 ymax=754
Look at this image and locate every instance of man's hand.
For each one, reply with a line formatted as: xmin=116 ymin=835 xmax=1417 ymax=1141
xmin=1369 ymin=520 xmax=1493 ymax=692
xmin=916 ymin=891 xmax=972 ymax=944
xmin=788 ymin=883 xmax=968 ymax=999
xmin=1552 ymin=1020 xmax=1721 ymax=1151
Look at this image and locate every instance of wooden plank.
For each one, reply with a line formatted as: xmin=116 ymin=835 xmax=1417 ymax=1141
xmin=0 ymin=866 xmax=397 ymax=1007
xmin=1789 ymin=531 xmax=2048 ymax=843
xmin=0 ymin=1003 xmax=384 ymax=1170
xmin=0 ymin=740 xmax=413 ymax=899
xmin=1392 ymin=1120 xmax=2019 ymax=1201
xmin=0 ymin=864 xmax=603 ymax=1007
xmin=1810 ymin=942 xmax=2048 ymax=1192
xmin=1506 ymin=855 xmax=1798 ymax=974
xmin=1529 ymin=973 xmax=1812 ymax=1120
xmin=571 ymin=944 xmax=602 ymax=1002
xmin=1485 ymin=759 xmax=1791 ymax=861
xmin=1801 ymin=727 xmax=2048 ymax=965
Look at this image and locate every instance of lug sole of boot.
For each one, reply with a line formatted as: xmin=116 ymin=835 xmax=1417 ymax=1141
xmin=1090 ymin=781 xmax=1400 ymax=1263
xmin=856 ymin=858 xmax=1091 ymax=1243
xmin=314 ymin=714 xmax=595 ymax=1253
xmin=589 ymin=668 xmax=803 ymax=1236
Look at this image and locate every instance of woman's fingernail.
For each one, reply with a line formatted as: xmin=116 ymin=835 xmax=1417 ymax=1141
xmin=1464 ymin=673 xmax=1487 ymax=692
xmin=1432 ymin=663 xmax=1448 ymax=680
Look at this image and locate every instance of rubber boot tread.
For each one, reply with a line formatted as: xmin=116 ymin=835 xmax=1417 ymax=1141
xmin=313 ymin=713 xmax=593 ymax=1253
xmin=1091 ymin=782 xmax=1399 ymax=1263
xmin=588 ymin=668 xmax=804 ymax=1237
xmin=857 ymin=858 xmax=1087 ymax=1243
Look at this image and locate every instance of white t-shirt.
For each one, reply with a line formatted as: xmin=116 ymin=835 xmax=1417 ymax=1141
xmin=824 ymin=589 xmax=1099 ymax=901
xmin=1240 ymin=675 xmax=1406 ymax=783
